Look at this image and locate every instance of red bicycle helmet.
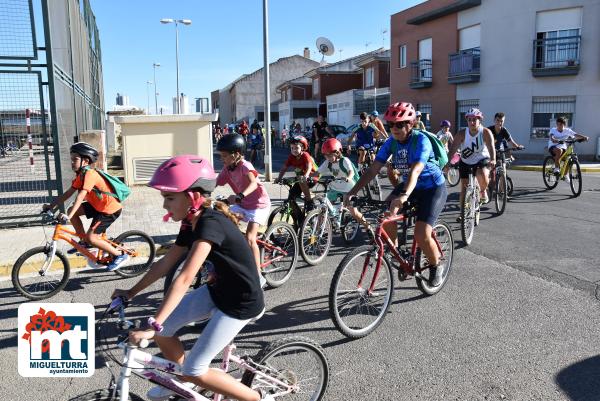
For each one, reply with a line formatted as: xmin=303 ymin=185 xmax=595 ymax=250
xmin=321 ymin=138 xmax=342 ymax=154
xmin=383 ymin=102 xmax=416 ymax=123
xmin=465 ymin=108 xmax=483 ymax=120
xmin=290 ymin=136 xmax=308 ymax=150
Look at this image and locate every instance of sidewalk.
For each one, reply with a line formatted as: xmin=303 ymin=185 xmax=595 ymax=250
xmin=509 ymin=159 xmax=600 ymax=173
xmin=0 ymin=179 xmax=290 ymax=278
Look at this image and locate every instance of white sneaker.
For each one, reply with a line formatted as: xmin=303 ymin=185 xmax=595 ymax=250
xmin=259 ymin=274 xmax=267 ymax=289
xmin=480 ymin=191 xmax=489 ymax=204
xmin=147 ymin=382 xmax=195 ymax=401
xmin=563 ymin=175 xmax=571 ymax=183
xmin=553 ymin=167 xmax=560 ymax=174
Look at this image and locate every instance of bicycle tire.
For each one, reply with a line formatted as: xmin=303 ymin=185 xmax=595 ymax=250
xmin=268 ymin=204 xmax=297 ymax=230
xmin=446 ymin=166 xmax=460 ymax=187
xmin=112 ymin=231 xmax=156 ymax=278
xmin=506 ymin=176 xmax=514 ymax=196
xmin=414 ymin=221 xmax=454 ymax=295
xmin=299 ymin=209 xmax=332 ymax=266
xmin=260 ymin=222 xmax=299 ymax=288
xmin=494 ymin=170 xmax=508 ymax=215
xmin=12 ymin=246 xmax=70 ymax=300
xmin=69 ymin=389 xmax=145 ymax=401
xmin=460 ymin=186 xmax=476 ymax=245
xmin=340 ymin=209 xmax=360 ymax=244
xmin=542 ymin=156 xmax=559 ymax=189
xmin=329 ymin=245 xmax=394 ymax=339
xmin=241 ymin=336 xmax=329 ymax=401
xmin=568 ymin=159 xmax=582 ymax=197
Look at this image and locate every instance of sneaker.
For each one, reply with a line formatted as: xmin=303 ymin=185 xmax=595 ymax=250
xmin=107 ymin=253 xmax=129 ymax=271
xmin=562 ymin=175 xmax=571 ymax=183
xmin=480 ymin=191 xmax=489 ymax=204
xmin=553 ymin=167 xmax=560 ymax=175
xmin=259 ymin=274 xmax=267 ymax=289
xmin=67 ymin=240 xmax=93 ymax=254
xmin=147 ymin=382 xmax=195 ymax=401
xmin=430 ymin=263 xmax=445 ymax=287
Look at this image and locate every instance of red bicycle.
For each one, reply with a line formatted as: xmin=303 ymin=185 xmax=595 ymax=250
xmin=329 ymin=200 xmax=454 ymax=338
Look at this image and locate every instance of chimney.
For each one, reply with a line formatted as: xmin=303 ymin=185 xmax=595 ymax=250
xmin=303 ymin=47 xmax=310 ymax=59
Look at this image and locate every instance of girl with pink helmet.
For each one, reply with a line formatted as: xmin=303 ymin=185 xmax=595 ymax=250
xmin=112 ymin=155 xmax=271 ymax=401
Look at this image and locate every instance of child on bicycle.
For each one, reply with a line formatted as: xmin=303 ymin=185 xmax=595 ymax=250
xmin=275 ymin=135 xmax=318 ymax=211
xmin=216 ymin=134 xmax=271 ymax=285
xmin=548 ymin=116 xmax=589 ymax=174
xmin=112 ymin=155 xmax=271 ymax=401
xmin=42 ymin=142 xmax=127 ymax=271
xmin=318 ymin=138 xmax=370 ymax=233
xmin=348 ymin=112 xmax=378 ymax=165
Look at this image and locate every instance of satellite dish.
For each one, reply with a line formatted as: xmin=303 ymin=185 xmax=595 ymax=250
xmin=316 ymin=37 xmax=334 ymax=64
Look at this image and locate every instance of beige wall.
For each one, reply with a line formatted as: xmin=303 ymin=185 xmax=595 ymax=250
xmin=114 ymin=114 xmax=217 ymax=185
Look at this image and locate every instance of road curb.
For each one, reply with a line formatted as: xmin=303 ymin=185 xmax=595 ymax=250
xmin=510 ymin=165 xmax=600 ymax=173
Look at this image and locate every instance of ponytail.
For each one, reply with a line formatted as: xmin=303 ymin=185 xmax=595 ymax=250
xmin=202 ymin=198 xmax=240 ymax=226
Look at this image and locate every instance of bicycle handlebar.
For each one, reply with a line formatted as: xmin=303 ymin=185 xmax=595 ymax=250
xmin=557 ymin=138 xmax=585 ymax=145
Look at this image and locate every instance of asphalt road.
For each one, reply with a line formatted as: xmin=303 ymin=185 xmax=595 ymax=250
xmin=1 ymin=156 xmax=599 ymax=401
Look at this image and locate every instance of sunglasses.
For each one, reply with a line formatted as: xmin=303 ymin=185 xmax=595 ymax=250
xmin=388 ymin=121 xmax=409 ymax=129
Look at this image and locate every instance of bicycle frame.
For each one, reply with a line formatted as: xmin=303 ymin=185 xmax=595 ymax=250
xmin=558 ymin=144 xmax=574 ymax=178
xmin=257 ymin=236 xmax=290 ymax=269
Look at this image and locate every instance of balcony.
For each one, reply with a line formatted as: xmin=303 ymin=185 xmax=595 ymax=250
xmin=448 ymin=47 xmax=480 ymax=84
xmin=532 ymin=36 xmax=581 ymax=77
xmin=410 ymin=59 xmax=432 ymax=89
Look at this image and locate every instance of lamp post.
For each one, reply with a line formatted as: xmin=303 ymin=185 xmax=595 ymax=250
xmin=262 ymin=0 xmax=272 ymax=181
xmin=152 ymin=62 xmax=160 ymax=114
xmin=160 ymin=18 xmax=192 ymax=114
xmin=146 ymin=81 xmax=153 ymax=114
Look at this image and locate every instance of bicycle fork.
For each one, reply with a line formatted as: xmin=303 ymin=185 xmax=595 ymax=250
xmin=40 ymin=241 xmax=58 ymax=276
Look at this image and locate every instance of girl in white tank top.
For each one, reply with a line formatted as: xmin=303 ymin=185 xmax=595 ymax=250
xmin=460 ymin=125 xmax=490 ymax=165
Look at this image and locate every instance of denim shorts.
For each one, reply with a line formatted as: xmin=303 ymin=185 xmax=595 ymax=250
xmin=158 ymin=285 xmax=255 ymax=376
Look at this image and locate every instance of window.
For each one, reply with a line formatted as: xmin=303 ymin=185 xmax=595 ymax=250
xmin=365 ymin=67 xmax=374 ymax=87
xmin=312 ymin=78 xmax=319 ymax=95
xmin=399 ymin=45 xmax=406 ymax=68
xmin=535 ymin=8 xmax=582 ymax=69
xmin=531 ymin=96 xmax=575 ymax=139
xmin=456 ymin=99 xmax=479 ymax=131
xmin=417 ymin=104 xmax=432 ymax=130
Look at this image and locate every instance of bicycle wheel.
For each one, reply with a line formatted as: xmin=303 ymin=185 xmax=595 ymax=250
xmin=340 ymin=209 xmax=360 ymax=244
xmin=460 ymin=186 xmax=476 ymax=245
xmin=261 ymin=222 xmax=299 ymax=288
xmin=268 ymin=204 xmax=297 ymax=229
xmin=12 ymin=246 xmax=70 ymax=300
xmin=446 ymin=165 xmax=460 ymax=187
xmin=494 ymin=170 xmax=508 ymax=215
xmin=568 ymin=159 xmax=582 ymax=197
xmin=299 ymin=209 xmax=332 ymax=266
xmin=506 ymin=176 xmax=514 ymax=196
xmin=112 ymin=230 xmax=156 ymax=278
xmin=415 ymin=221 xmax=454 ymax=295
xmin=542 ymin=156 xmax=559 ymax=189
xmin=70 ymin=389 xmax=145 ymax=401
xmin=329 ymin=245 xmax=394 ymax=339
xmin=241 ymin=336 xmax=329 ymax=401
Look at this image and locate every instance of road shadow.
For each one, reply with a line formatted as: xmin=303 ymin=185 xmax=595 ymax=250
xmin=506 ymin=186 xmax=573 ymax=203
xmin=555 ymin=355 xmax=600 ymax=400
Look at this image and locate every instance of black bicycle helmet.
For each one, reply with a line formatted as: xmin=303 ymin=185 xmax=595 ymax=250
xmin=216 ymin=134 xmax=246 ymax=154
xmin=70 ymin=142 xmax=98 ymax=163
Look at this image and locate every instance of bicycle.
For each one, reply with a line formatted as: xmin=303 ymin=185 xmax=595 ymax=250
xmin=268 ymin=177 xmax=312 ymax=231
xmin=357 ymin=146 xmax=383 ymax=201
xmin=329 ymin=200 xmax=454 ymax=339
xmin=74 ymin=296 xmax=329 ymax=401
xmin=12 ymin=211 xmax=155 ymax=300
xmin=488 ymin=147 xmax=524 ymax=215
xmin=164 ymin=201 xmax=299 ymax=291
xmin=298 ymin=178 xmax=362 ymax=265
xmin=542 ymin=138 xmax=585 ymax=197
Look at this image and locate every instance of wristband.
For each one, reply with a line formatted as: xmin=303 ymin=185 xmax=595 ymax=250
xmin=147 ymin=317 xmax=163 ymax=333
xmin=237 ymin=192 xmax=245 ymax=200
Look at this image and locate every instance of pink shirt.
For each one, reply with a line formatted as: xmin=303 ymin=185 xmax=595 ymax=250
xmin=217 ymin=160 xmax=271 ymax=210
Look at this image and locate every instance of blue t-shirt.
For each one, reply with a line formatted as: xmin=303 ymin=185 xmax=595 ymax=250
xmin=353 ymin=125 xmax=376 ymax=147
xmin=375 ymin=131 xmax=445 ymax=190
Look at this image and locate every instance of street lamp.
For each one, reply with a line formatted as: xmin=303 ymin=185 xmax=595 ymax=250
xmin=160 ymin=18 xmax=192 ymax=114
xmin=146 ymin=81 xmax=153 ymax=114
xmin=152 ymin=62 xmax=160 ymax=114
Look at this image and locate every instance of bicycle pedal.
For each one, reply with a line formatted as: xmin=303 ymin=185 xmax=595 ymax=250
xmin=397 ymin=270 xmax=411 ymax=281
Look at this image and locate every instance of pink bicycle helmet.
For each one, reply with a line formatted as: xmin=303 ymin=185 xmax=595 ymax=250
xmin=384 ymin=102 xmax=416 ymax=123
xmin=149 ymin=155 xmax=217 ymax=194
xmin=465 ymin=108 xmax=483 ymax=120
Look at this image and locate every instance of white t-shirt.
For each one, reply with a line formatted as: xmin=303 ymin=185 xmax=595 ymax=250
xmin=317 ymin=157 xmax=357 ymax=193
xmin=548 ymin=127 xmax=576 ymax=150
xmin=436 ymin=130 xmax=453 ymax=151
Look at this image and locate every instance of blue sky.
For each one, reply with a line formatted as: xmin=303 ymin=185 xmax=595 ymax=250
xmin=90 ymin=0 xmax=424 ymax=113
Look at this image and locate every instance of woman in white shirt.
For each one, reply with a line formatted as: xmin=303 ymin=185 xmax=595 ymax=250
xmin=548 ymin=117 xmax=589 ymax=173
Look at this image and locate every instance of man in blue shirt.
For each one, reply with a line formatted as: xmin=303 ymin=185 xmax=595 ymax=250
xmin=344 ymin=102 xmax=448 ymax=286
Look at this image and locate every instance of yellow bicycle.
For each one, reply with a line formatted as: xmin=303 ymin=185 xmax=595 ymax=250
xmin=542 ymin=138 xmax=585 ymax=197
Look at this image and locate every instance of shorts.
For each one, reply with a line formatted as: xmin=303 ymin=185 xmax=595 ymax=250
xmin=289 ymin=179 xmax=317 ymax=200
xmin=459 ymin=158 xmax=490 ymax=179
xmin=548 ymin=144 xmax=566 ymax=155
xmin=356 ymin=142 xmax=375 ymax=150
xmin=159 ymin=285 xmax=254 ymax=376
xmin=390 ymin=183 xmax=447 ymax=226
xmin=82 ymin=202 xmax=121 ymax=234
xmin=229 ymin=204 xmax=270 ymax=226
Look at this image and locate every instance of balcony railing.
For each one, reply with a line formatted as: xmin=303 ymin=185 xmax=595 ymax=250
xmin=448 ymin=47 xmax=480 ymax=84
xmin=532 ymin=35 xmax=581 ymax=77
xmin=410 ymin=59 xmax=432 ymax=89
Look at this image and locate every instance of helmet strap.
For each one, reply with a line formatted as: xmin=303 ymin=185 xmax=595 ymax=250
xmin=186 ymin=191 xmax=206 ymax=220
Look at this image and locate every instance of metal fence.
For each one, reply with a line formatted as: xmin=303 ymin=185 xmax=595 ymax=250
xmin=0 ymin=0 xmax=104 ymax=227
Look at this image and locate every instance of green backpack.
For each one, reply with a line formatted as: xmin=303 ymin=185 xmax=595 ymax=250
xmin=391 ymin=129 xmax=448 ymax=168
xmin=328 ymin=155 xmax=360 ymax=183
xmin=81 ymin=166 xmax=131 ymax=203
